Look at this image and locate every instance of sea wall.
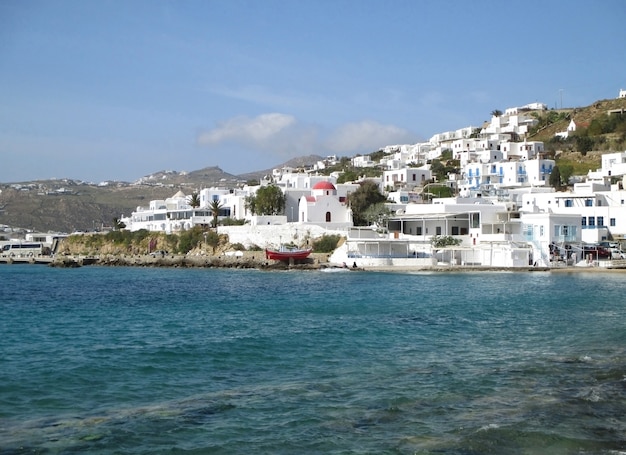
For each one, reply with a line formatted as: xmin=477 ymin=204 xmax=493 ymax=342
xmin=219 ymin=224 xmax=346 ymax=249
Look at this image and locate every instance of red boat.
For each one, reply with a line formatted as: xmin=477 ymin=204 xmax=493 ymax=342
xmin=265 ymin=246 xmax=312 ymax=261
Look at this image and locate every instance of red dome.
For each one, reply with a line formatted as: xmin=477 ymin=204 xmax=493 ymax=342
xmin=312 ymin=181 xmax=336 ymax=190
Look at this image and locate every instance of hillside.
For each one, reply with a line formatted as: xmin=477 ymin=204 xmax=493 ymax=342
xmin=529 ymin=97 xmax=626 ymax=142
xmin=527 ymin=97 xmax=626 ymax=175
xmin=2 ymin=96 xmax=624 ymax=235
xmin=0 ymin=155 xmax=323 ymax=233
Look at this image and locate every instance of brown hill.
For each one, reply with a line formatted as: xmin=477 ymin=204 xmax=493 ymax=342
xmin=0 ymin=156 xmax=324 ymax=234
xmin=530 ymin=97 xmax=626 ymax=142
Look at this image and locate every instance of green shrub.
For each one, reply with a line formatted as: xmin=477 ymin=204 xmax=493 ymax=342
xmin=313 ymin=234 xmax=342 ymax=253
xmin=177 ymin=226 xmax=206 ymax=254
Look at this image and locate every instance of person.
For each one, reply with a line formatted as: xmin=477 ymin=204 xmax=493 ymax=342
xmin=352 ymin=261 xmax=358 ymax=269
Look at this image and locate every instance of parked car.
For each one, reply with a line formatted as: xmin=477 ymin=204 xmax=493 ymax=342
xmin=581 ymin=244 xmax=611 ymax=259
xmin=609 ymin=248 xmax=626 ymax=260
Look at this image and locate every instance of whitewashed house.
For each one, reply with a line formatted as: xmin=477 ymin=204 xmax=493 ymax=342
xmin=555 ymin=119 xmax=577 ymax=139
xmin=520 ymin=177 xmax=626 ymax=245
xmin=123 ymin=191 xmax=213 ymax=233
xmin=382 ymin=167 xmax=432 ymax=191
xmin=352 ymin=155 xmax=375 ymax=168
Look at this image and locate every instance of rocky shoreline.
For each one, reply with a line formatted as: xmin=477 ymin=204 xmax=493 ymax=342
xmin=49 ymin=252 xmax=329 ymax=271
xmin=44 ymin=253 xmax=626 ymax=273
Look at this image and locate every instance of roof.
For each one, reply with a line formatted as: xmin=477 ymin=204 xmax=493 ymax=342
xmin=313 ymin=181 xmax=336 ymax=190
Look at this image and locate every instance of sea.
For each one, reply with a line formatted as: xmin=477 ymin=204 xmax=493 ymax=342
xmin=1 ymin=265 xmax=625 ymax=455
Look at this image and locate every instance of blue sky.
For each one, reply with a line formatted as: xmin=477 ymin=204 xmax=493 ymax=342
xmin=1 ymin=0 xmax=625 ymax=183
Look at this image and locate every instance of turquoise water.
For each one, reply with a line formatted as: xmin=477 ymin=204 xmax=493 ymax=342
xmin=1 ymin=266 xmax=625 ymax=454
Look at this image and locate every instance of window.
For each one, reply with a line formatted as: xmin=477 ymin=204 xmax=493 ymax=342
xmin=588 ymin=217 xmax=595 ymax=227
xmin=436 ymin=226 xmax=442 ymax=235
xmin=326 ymin=212 xmax=331 ymax=222
xmin=451 ymin=226 xmax=459 ymax=235
xmin=470 ymin=213 xmax=480 ymax=228
xmin=523 ymin=224 xmax=533 ymax=240
xmin=585 ymin=199 xmax=593 ymax=207
xmin=597 ymin=216 xmax=604 ymax=227
xmin=581 ymin=217 xmax=586 ymax=227
xmin=610 ymin=218 xmax=616 ymax=227
xmin=416 ymin=226 xmax=422 ymax=235
xmin=565 ymin=199 xmax=573 ymax=207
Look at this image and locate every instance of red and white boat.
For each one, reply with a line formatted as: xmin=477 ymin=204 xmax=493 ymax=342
xmin=265 ymin=245 xmax=312 ymax=261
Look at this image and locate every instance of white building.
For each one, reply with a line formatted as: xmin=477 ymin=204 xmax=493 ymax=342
xmin=298 ymin=181 xmax=352 ymax=229
xmin=520 ymin=178 xmax=626 ymax=245
xmin=352 ymin=155 xmax=375 ymax=168
xmin=382 ymin=167 xmax=432 ymax=191
xmin=461 ymin=157 xmax=554 ymax=191
xmin=555 ymin=119 xmax=577 ymax=139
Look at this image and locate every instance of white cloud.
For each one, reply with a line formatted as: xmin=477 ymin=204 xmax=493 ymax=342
xmin=198 ymin=113 xmax=418 ymax=160
xmin=325 ymin=120 xmax=417 ymax=153
xmin=198 ymin=113 xmax=296 ymax=145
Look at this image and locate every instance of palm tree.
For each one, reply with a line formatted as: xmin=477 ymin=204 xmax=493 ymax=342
xmin=209 ymin=199 xmax=223 ymax=229
xmin=112 ymin=217 xmax=126 ymax=230
xmin=491 ymin=109 xmax=503 ymax=117
xmin=188 ymin=193 xmax=201 ymax=209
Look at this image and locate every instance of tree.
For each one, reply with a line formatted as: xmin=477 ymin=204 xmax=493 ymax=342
xmin=188 ymin=193 xmax=201 ymax=208
xmin=575 ymin=135 xmax=593 ymax=155
xmin=363 ymin=202 xmax=392 ymax=231
xmin=549 ymin=165 xmax=562 ymax=189
xmin=245 ymin=184 xmax=285 ymax=216
xmin=491 ymin=109 xmax=503 ymax=117
xmin=209 ymin=199 xmax=223 ymax=228
xmin=348 ymin=180 xmax=387 ymax=226
xmin=204 ymin=230 xmax=220 ymax=253
xmin=559 ymin=164 xmax=574 ymax=186
xmin=112 ymin=217 xmax=126 ymax=230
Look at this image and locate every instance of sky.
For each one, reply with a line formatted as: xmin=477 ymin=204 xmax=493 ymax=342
xmin=1 ymin=0 xmax=625 ymax=183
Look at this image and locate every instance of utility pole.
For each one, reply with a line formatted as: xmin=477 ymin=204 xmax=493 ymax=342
xmin=559 ymin=89 xmax=564 ymax=109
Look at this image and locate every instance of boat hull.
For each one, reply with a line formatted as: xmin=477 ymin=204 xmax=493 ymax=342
xmin=265 ymin=248 xmax=312 ymax=261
